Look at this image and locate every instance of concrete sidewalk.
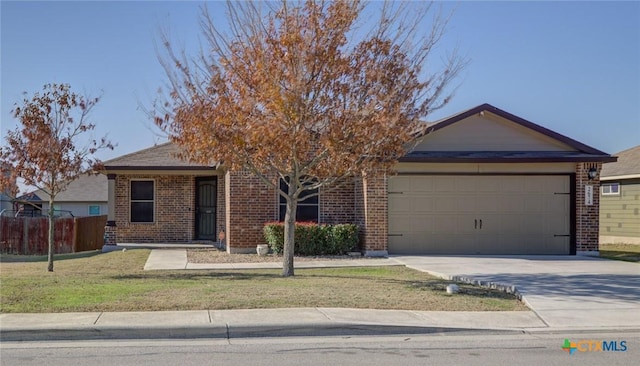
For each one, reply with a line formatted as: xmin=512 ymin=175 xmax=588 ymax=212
xmin=143 ymin=249 xmax=402 ymax=270
xmin=0 ymin=308 xmax=548 ymax=342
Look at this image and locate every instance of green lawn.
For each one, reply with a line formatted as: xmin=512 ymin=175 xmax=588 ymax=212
xmin=599 ymin=243 xmax=640 ymax=263
xmin=0 ymin=250 xmax=528 ymax=313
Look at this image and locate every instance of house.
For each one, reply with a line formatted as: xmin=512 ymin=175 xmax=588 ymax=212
xmin=599 ymin=145 xmax=640 ymax=244
xmin=102 ymin=103 xmax=615 ymax=255
xmin=18 ymin=174 xmax=108 ymax=217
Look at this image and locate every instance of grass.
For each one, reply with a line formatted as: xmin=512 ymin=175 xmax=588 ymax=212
xmin=0 ymin=250 xmax=528 ymax=313
xmin=599 ymin=243 xmax=640 ymax=262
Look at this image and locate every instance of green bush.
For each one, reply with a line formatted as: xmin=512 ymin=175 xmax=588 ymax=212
xmin=263 ymin=222 xmax=359 ymax=255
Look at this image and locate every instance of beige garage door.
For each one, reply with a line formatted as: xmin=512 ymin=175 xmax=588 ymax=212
xmin=388 ymin=175 xmax=571 ymax=255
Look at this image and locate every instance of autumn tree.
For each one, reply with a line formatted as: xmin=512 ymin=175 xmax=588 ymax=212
xmin=0 ymin=83 xmax=113 ymax=271
xmin=155 ymin=0 xmax=466 ymax=276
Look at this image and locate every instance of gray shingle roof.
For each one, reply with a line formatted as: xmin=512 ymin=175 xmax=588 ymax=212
xmin=24 ymin=174 xmax=107 ymax=203
xmin=103 ymin=142 xmax=215 ymax=169
xmin=601 ymin=145 xmax=640 ymax=178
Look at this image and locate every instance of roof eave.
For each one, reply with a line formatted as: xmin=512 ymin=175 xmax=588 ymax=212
xmin=398 ymin=156 xmax=617 ymax=164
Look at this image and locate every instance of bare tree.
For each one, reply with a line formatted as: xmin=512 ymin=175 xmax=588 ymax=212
xmin=155 ymin=0 xmax=466 ymax=276
xmin=0 ymin=83 xmax=113 ymax=271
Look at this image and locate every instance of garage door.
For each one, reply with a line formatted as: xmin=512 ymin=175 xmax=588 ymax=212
xmin=388 ymin=175 xmax=571 ymax=255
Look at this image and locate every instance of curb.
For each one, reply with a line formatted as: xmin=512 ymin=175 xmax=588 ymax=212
xmin=0 ymin=323 xmax=522 ymax=342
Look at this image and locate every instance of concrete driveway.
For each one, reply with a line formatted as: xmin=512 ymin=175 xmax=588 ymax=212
xmin=391 ymin=255 xmax=640 ymax=329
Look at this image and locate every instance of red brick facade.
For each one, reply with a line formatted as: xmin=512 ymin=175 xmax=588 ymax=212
xmin=575 ymin=162 xmax=602 ymax=253
xmin=108 ymin=162 xmax=602 ymax=255
xmin=224 ymin=170 xmax=278 ymax=253
xmin=113 ymin=174 xmax=223 ymax=243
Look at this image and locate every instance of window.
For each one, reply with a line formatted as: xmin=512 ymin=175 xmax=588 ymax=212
xmin=131 ymin=180 xmax=154 ymax=222
xmin=601 ymin=183 xmax=620 ymax=196
xmin=88 ymin=205 xmax=101 ymax=216
xmin=278 ymin=177 xmax=319 ymax=222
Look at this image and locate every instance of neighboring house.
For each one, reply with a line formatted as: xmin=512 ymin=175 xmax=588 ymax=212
xmin=0 ymin=192 xmax=13 ymax=213
xmin=600 ymin=145 xmax=640 ymax=244
xmin=18 ymin=174 xmax=108 ymax=217
xmin=0 ymin=165 xmax=16 ymax=213
xmin=102 ymin=103 xmax=615 ymax=255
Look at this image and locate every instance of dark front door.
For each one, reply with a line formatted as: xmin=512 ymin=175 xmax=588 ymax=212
xmin=196 ymin=178 xmax=217 ymax=240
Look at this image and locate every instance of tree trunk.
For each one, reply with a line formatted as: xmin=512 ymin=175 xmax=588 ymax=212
xmin=282 ymin=197 xmax=297 ymax=277
xmin=47 ymin=199 xmax=55 ymax=272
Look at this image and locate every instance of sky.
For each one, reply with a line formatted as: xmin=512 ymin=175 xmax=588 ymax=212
xmin=1 ymin=0 xmax=639 ymax=165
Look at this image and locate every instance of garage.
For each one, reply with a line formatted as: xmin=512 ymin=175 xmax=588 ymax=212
xmin=388 ymin=175 xmax=572 ymax=255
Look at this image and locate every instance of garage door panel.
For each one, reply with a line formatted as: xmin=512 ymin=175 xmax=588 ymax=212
xmin=388 ymin=175 xmax=571 ymax=255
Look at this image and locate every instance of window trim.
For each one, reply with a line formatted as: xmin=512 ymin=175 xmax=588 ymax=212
xmin=88 ymin=204 xmax=101 ymax=216
xmin=601 ymin=183 xmax=620 ymax=196
xmin=130 ymin=179 xmax=155 ymax=223
xmin=278 ymin=177 xmax=320 ymax=223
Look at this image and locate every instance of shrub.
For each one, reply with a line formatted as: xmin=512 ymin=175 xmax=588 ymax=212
xmin=263 ymin=222 xmax=359 ymax=255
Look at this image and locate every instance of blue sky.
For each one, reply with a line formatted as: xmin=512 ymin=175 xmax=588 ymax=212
xmin=2 ymin=0 xmax=639 ymax=163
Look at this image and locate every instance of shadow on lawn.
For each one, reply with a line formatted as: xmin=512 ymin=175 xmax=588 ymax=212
xmin=110 ymin=271 xmax=517 ymax=299
xmin=0 ymin=250 xmax=103 ymax=263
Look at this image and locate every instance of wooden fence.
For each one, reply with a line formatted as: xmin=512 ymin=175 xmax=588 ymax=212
xmin=0 ymin=215 xmax=107 ymax=255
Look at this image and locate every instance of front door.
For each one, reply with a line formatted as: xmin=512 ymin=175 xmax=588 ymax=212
xmin=196 ymin=178 xmax=217 ymax=240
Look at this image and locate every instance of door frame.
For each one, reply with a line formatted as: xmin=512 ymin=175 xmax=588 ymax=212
xmin=195 ymin=176 xmax=217 ymax=240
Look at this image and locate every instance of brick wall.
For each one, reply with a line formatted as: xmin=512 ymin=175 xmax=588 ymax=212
xmin=225 ymin=172 xmax=360 ymax=253
xmin=319 ymin=179 xmax=356 ymax=224
xmin=575 ymin=162 xmax=602 ymax=253
xmin=225 ymin=170 xmax=278 ymax=253
xmin=114 ymin=174 xmax=223 ymax=243
xmin=361 ymin=172 xmax=388 ymax=256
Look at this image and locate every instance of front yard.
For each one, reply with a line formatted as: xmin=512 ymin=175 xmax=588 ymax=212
xmin=0 ymin=250 xmax=527 ymax=313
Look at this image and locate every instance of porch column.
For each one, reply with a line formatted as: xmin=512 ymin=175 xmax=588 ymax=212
xmin=362 ymin=172 xmax=388 ymax=257
xmin=103 ymin=173 xmax=117 ymax=248
xmin=576 ymin=162 xmax=601 ymax=255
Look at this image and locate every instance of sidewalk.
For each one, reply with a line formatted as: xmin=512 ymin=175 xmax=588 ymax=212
xmin=143 ymin=249 xmax=402 ymax=270
xmin=1 ymin=308 xmax=549 ymax=342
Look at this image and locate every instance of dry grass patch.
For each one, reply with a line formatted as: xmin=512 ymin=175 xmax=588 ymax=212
xmin=1 ymin=249 xmax=528 ymax=313
xmin=599 ymin=243 xmax=640 ymax=262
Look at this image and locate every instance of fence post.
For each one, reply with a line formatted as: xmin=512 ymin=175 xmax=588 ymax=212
xmin=71 ymin=217 xmax=77 ymax=253
xmin=22 ymin=217 xmax=29 ymax=255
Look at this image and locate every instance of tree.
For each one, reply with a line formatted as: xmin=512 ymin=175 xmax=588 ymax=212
xmin=155 ymin=0 xmax=466 ymax=276
xmin=0 ymin=83 xmax=113 ymax=271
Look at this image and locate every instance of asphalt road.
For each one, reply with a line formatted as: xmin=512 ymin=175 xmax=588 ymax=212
xmin=1 ymin=331 xmax=637 ymax=366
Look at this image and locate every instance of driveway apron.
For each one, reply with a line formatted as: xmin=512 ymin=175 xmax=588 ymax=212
xmin=391 ymin=255 xmax=640 ymax=329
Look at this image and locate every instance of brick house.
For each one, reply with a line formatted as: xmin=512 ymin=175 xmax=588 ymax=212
xmin=103 ymin=104 xmax=615 ymax=255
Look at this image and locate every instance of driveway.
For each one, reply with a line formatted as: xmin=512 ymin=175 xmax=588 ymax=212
xmin=391 ymin=255 xmax=640 ymax=329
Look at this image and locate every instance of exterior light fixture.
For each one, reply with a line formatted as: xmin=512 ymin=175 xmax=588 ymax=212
xmin=587 ymin=167 xmax=598 ymax=180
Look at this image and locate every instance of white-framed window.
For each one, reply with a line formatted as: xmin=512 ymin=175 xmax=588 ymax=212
xmin=130 ymin=180 xmax=154 ymax=223
xmin=88 ymin=205 xmax=101 ymax=216
xmin=601 ymin=183 xmax=620 ymax=196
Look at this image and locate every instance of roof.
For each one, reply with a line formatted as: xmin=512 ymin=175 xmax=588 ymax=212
xmin=408 ymin=103 xmax=616 ymax=163
xmin=21 ymin=174 xmax=108 ymax=203
xmin=401 ymin=151 xmax=616 ymax=163
xmin=103 ymin=142 xmax=218 ymax=171
xmin=601 ymin=145 xmax=640 ymax=180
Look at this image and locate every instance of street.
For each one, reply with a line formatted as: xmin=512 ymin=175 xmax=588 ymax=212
xmin=1 ymin=331 xmax=637 ymax=366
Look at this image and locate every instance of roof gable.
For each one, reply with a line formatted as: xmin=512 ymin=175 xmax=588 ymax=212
xmin=403 ymin=104 xmax=615 ymax=163
xmin=601 ymin=145 xmax=640 ymax=179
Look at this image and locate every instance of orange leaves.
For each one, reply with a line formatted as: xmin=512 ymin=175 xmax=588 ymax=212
xmin=1 ymin=83 xmax=113 ymax=198
xmin=155 ymin=0 xmax=465 ymax=186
